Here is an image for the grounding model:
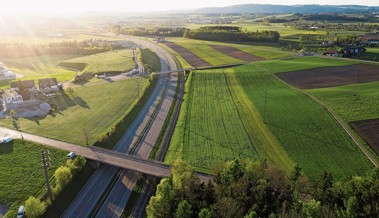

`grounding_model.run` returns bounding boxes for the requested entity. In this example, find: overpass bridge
[0,127,211,182]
